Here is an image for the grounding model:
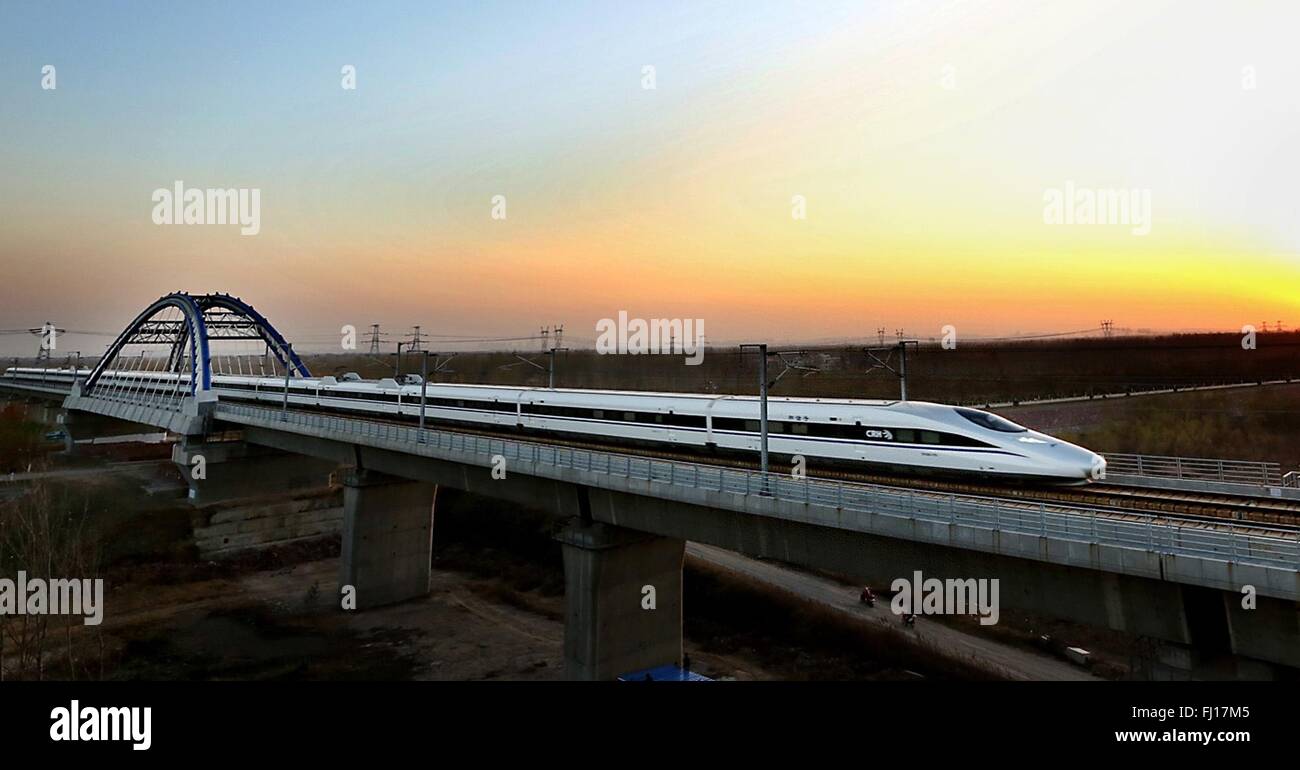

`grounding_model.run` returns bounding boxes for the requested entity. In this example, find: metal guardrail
[1103,453,1284,487]
[216,404,1300,570]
